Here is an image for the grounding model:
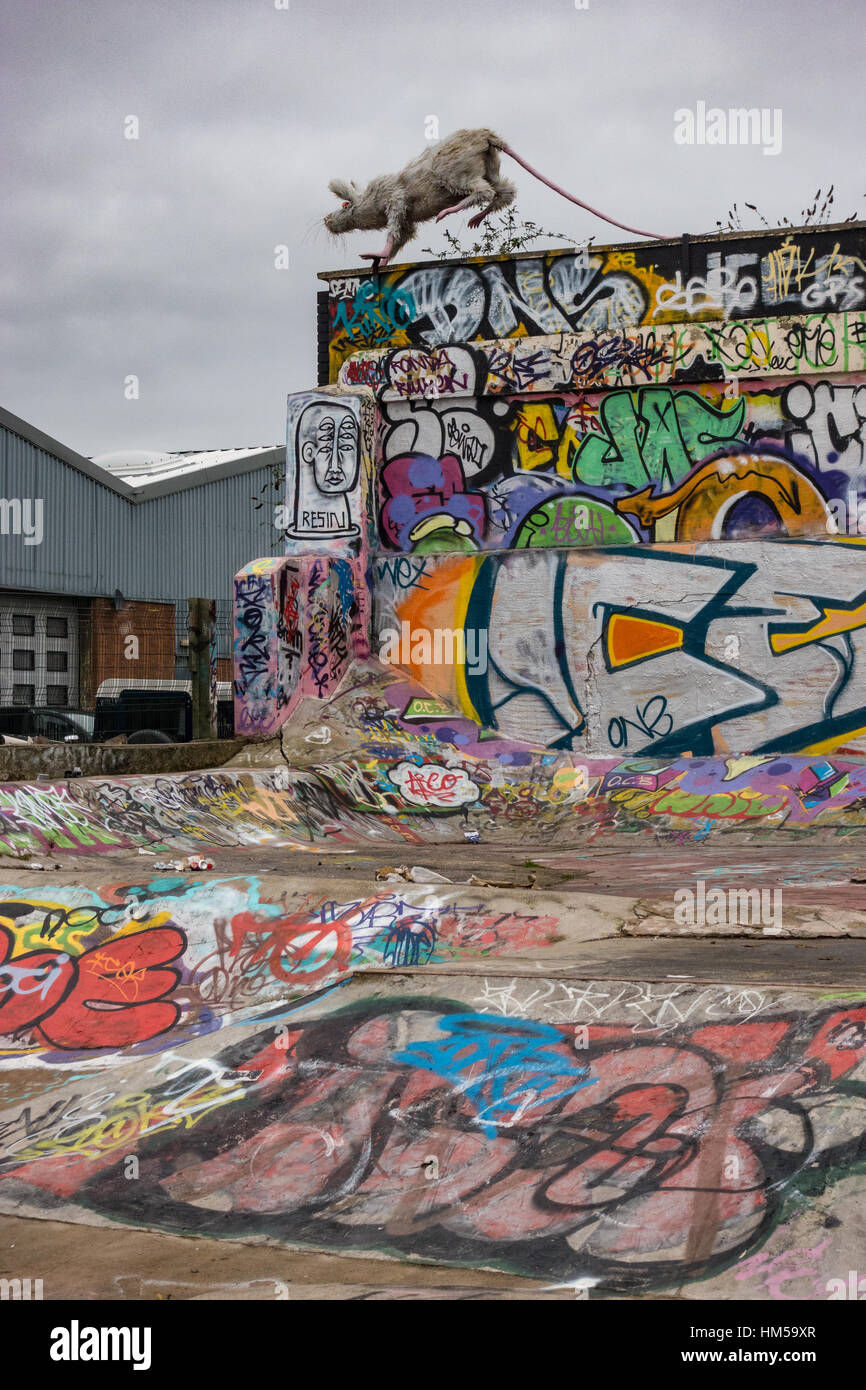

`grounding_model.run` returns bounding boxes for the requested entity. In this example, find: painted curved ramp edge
[0,875,627,1058]
[2,969,865,1298]
[3,749,866,863]
[2,663,866,1295]
[4,659,866,861]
